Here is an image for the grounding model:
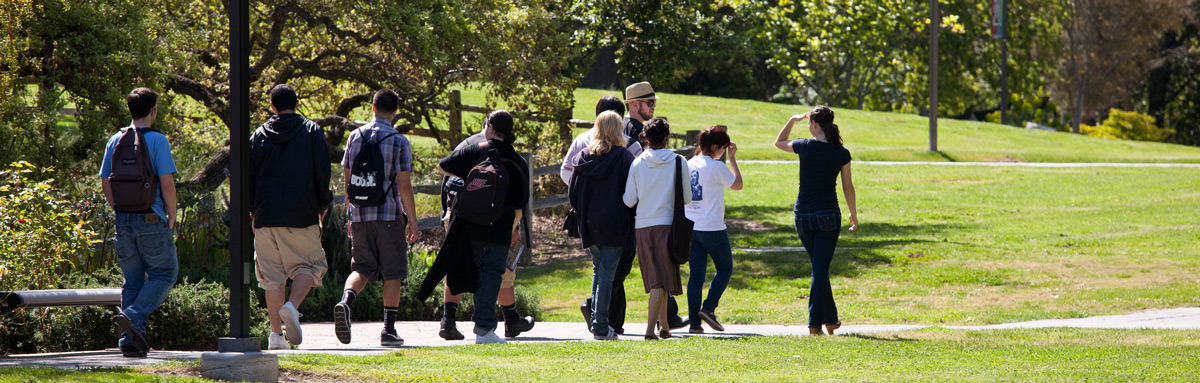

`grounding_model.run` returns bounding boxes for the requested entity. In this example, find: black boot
[439,317,465,341]
[439,302,464,341]
[503,304,535,338]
